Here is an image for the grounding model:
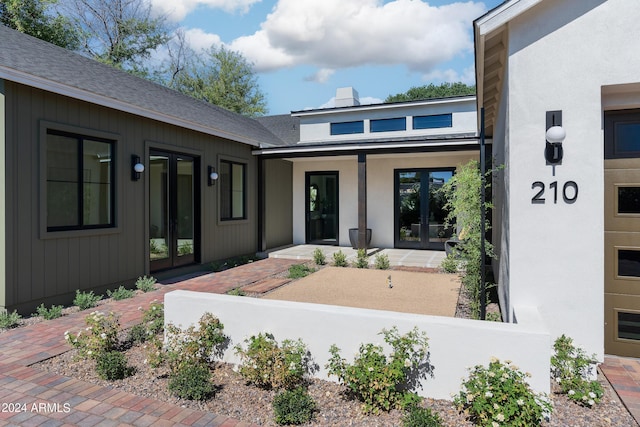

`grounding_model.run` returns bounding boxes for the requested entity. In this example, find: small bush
[440,254,459,273]
[0,310,21,329]
[227,287,246,296]
[168,361,215,400]
[454,357,551,427]
[127,323,148,345]
[73,290,102,310]
[96,350,134,380]
[551,334,603,407]
[33,303,63,320]
[332,250,348,267]
[312,248,326,266]
[326,326,430,414]
[106,285,135,301]
[374,253,390,270]
[288,264,315,279]
[235,332,314,390]
[65,311,120,359]
[273,387,317,425]
[353,249,369,269]
[135,275,157,292]
[402,405,443,427]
